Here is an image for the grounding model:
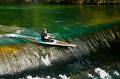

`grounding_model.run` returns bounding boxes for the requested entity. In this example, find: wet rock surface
[0,27,120,75]
[0,26,119,76]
